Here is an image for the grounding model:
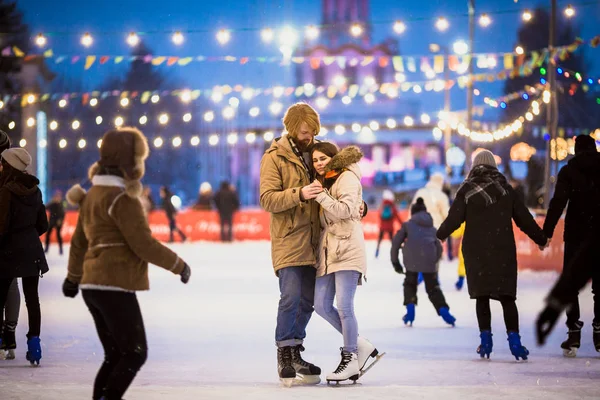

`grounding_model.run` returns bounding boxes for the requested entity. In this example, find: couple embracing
[259,103,379,386]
